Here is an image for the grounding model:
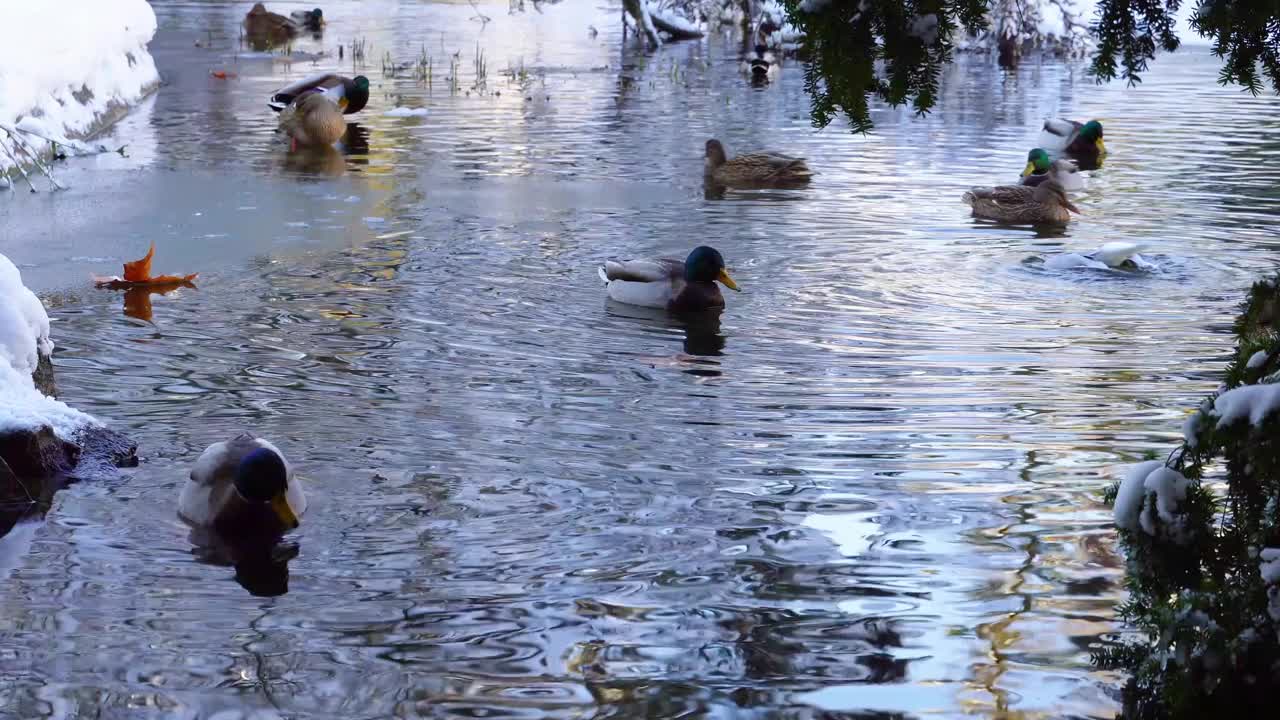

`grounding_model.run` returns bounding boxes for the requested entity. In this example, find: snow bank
[0,0,159,168]
[0,254,96,439]
[1113,461,1193,543]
